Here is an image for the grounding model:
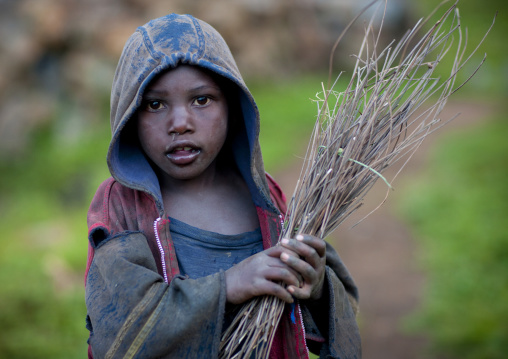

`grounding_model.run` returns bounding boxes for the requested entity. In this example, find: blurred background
[0,0,506,358]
